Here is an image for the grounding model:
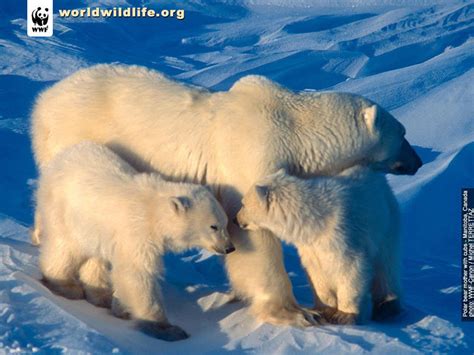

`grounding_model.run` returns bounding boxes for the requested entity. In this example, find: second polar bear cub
[236,168,401,325]
[37,141,233,341]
